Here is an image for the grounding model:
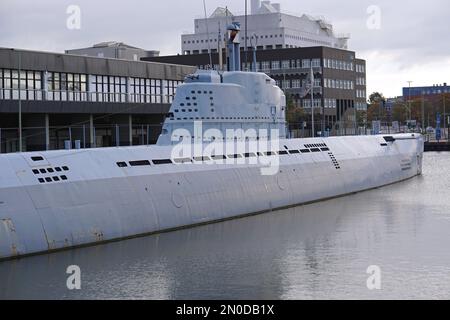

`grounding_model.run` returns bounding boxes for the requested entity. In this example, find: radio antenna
[202,0,213,69]
[244,0,248,71]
